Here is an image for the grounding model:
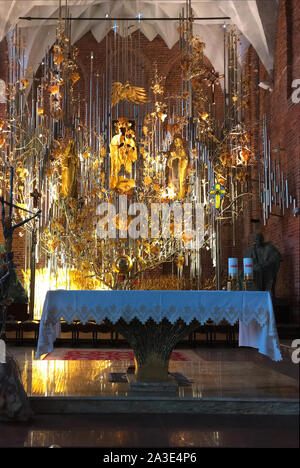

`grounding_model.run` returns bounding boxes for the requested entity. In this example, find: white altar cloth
[36,290,282,361]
